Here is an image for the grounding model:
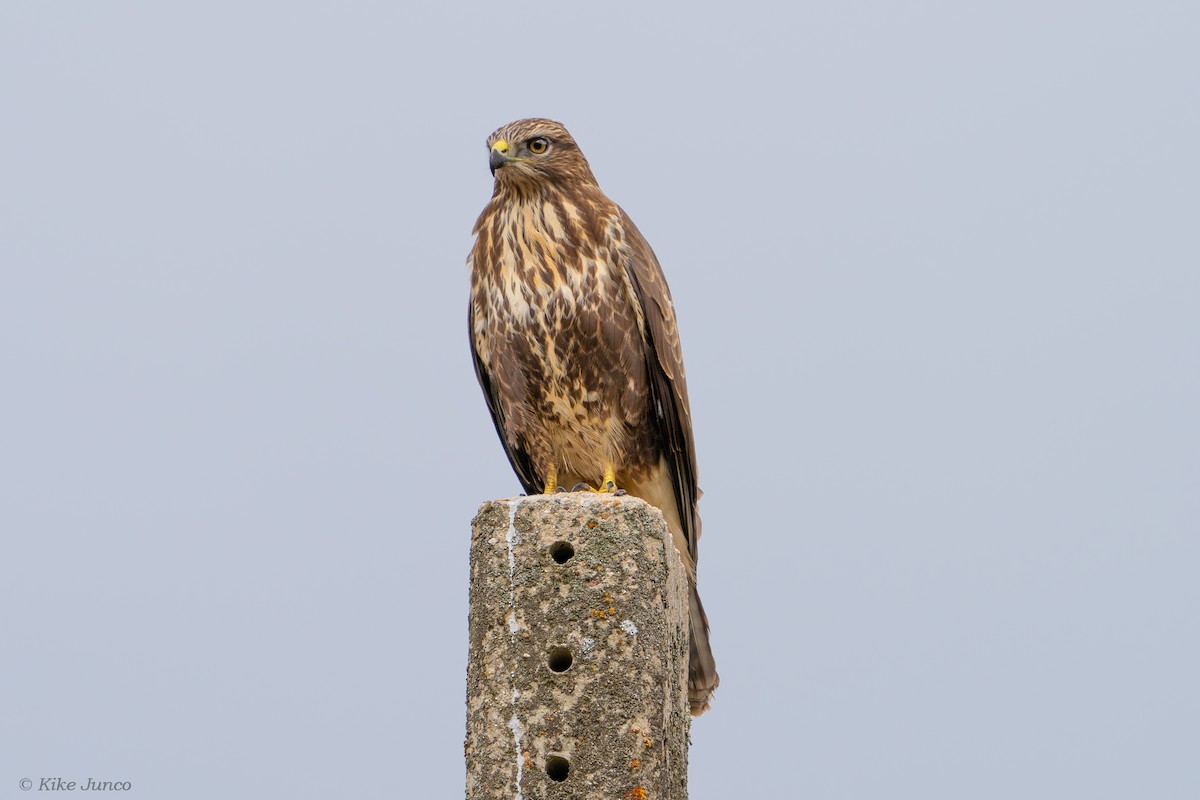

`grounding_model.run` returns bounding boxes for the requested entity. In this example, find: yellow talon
[543,464,558,495]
